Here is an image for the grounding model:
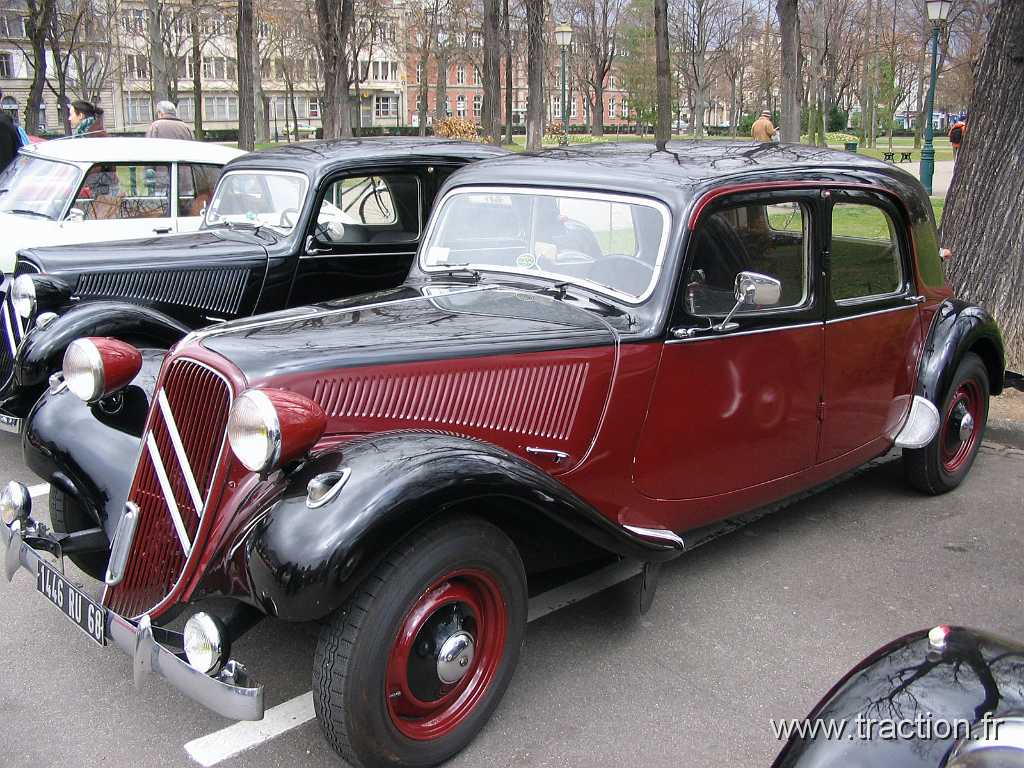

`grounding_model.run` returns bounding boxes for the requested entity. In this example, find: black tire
[313,516,527,768]
[49,490,108,580]
[904,352,989,495]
